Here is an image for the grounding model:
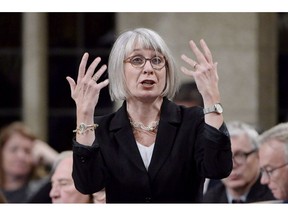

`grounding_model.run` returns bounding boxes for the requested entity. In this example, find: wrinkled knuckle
[206,65,213,71]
